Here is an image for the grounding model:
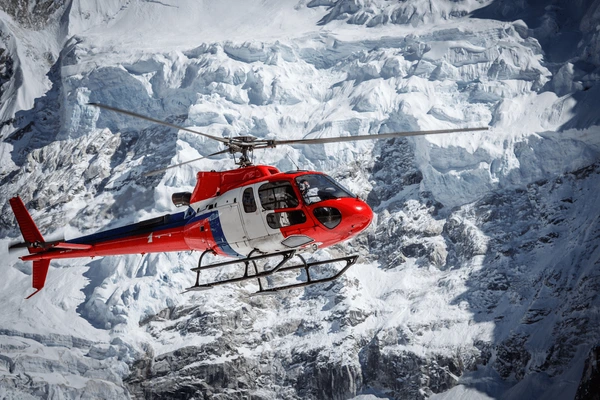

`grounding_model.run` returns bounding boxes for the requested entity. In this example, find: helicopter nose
[342,199,373,236]
[355,201,374,231]
[311,198,373,239]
